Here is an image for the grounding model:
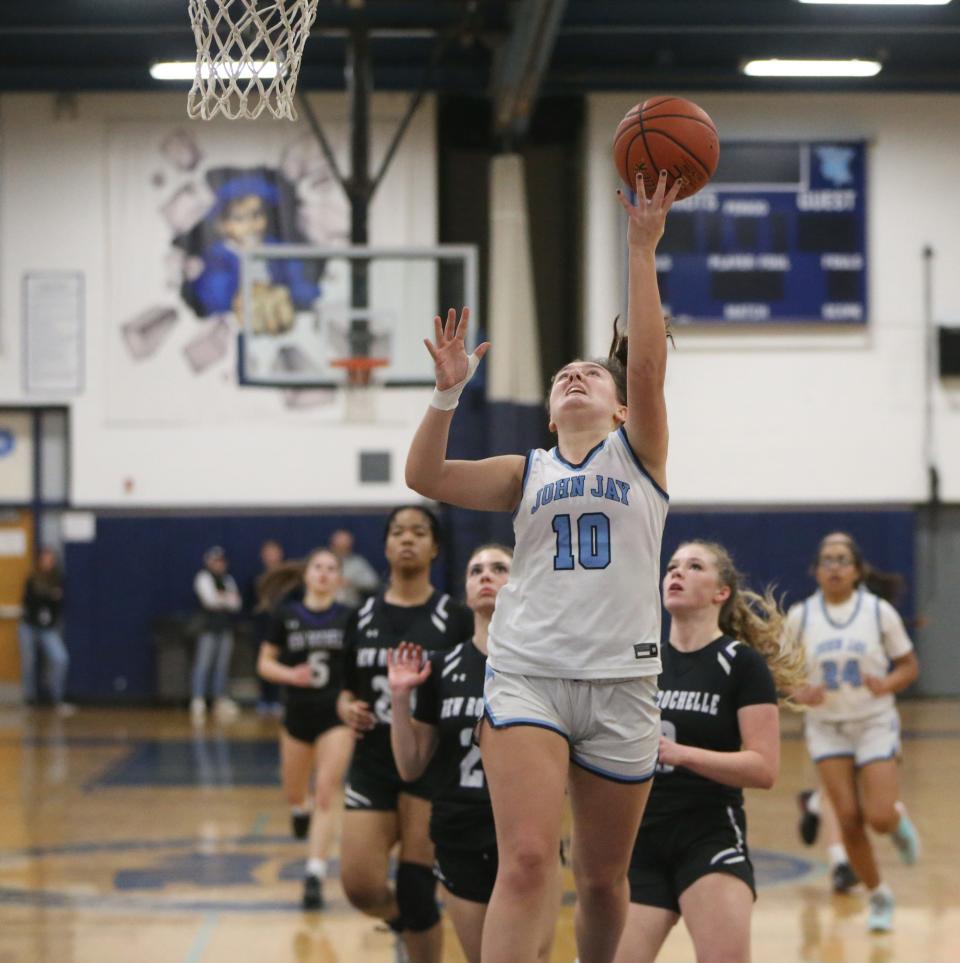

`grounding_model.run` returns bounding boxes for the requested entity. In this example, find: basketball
[613,96,720,200]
